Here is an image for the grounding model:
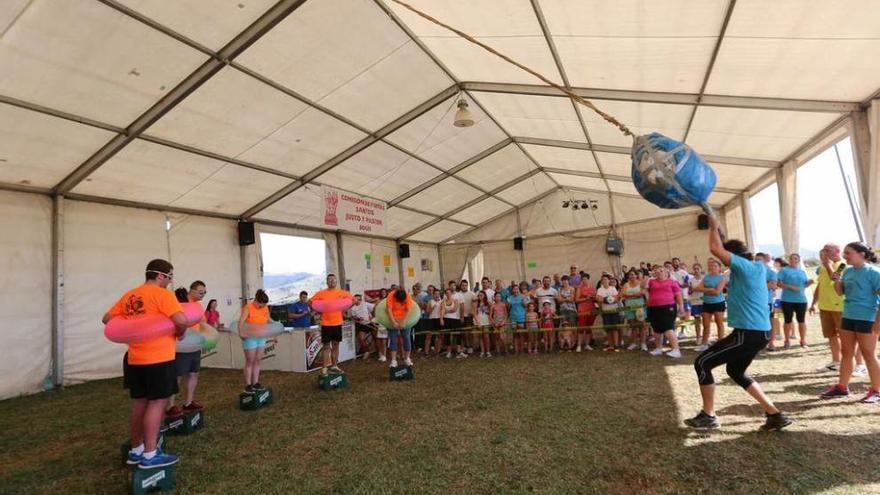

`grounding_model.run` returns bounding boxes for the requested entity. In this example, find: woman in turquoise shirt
[776,253,813,349]
[820,242,880,402]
